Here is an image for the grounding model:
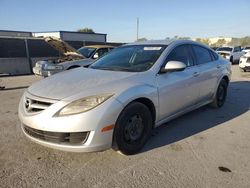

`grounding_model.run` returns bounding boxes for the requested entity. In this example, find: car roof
[125,39,175,46]
[84,45,114,49]
[124,39,209,48]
